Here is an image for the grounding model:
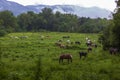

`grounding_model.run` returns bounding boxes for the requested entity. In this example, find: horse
[79,52,87,59]
[86,42,92,46]
[55,42,61,46]
[62,36,70,39]
[66,40,71,44]
[59,54,72,63]
[88,47,92,52]
[86,39,92,46]
[92,44,97,48]
[59,44,66,49]
[58,39,63,42]
[75,41,81,45]
[20,36,28,39]
[109,47,118,55]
